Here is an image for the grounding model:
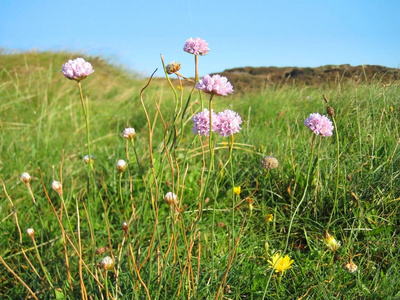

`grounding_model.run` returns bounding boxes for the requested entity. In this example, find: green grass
[1,51,400,299]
